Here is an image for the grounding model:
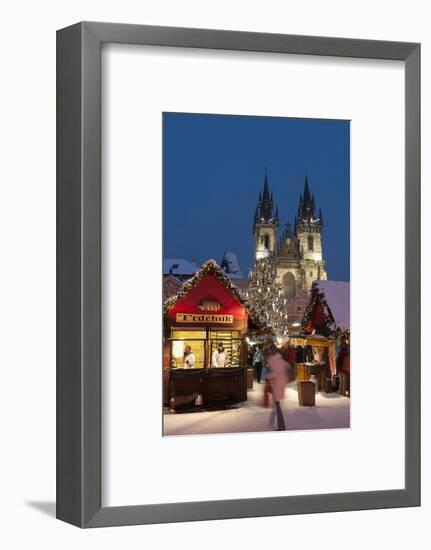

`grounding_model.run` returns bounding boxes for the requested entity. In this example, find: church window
[308,235,314,250]
[282,272,296,299]
[310,271,313,277]
[264,235,270,249]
